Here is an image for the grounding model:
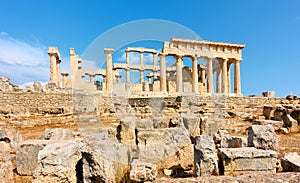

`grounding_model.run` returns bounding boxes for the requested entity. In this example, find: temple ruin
[48,38,245,95]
